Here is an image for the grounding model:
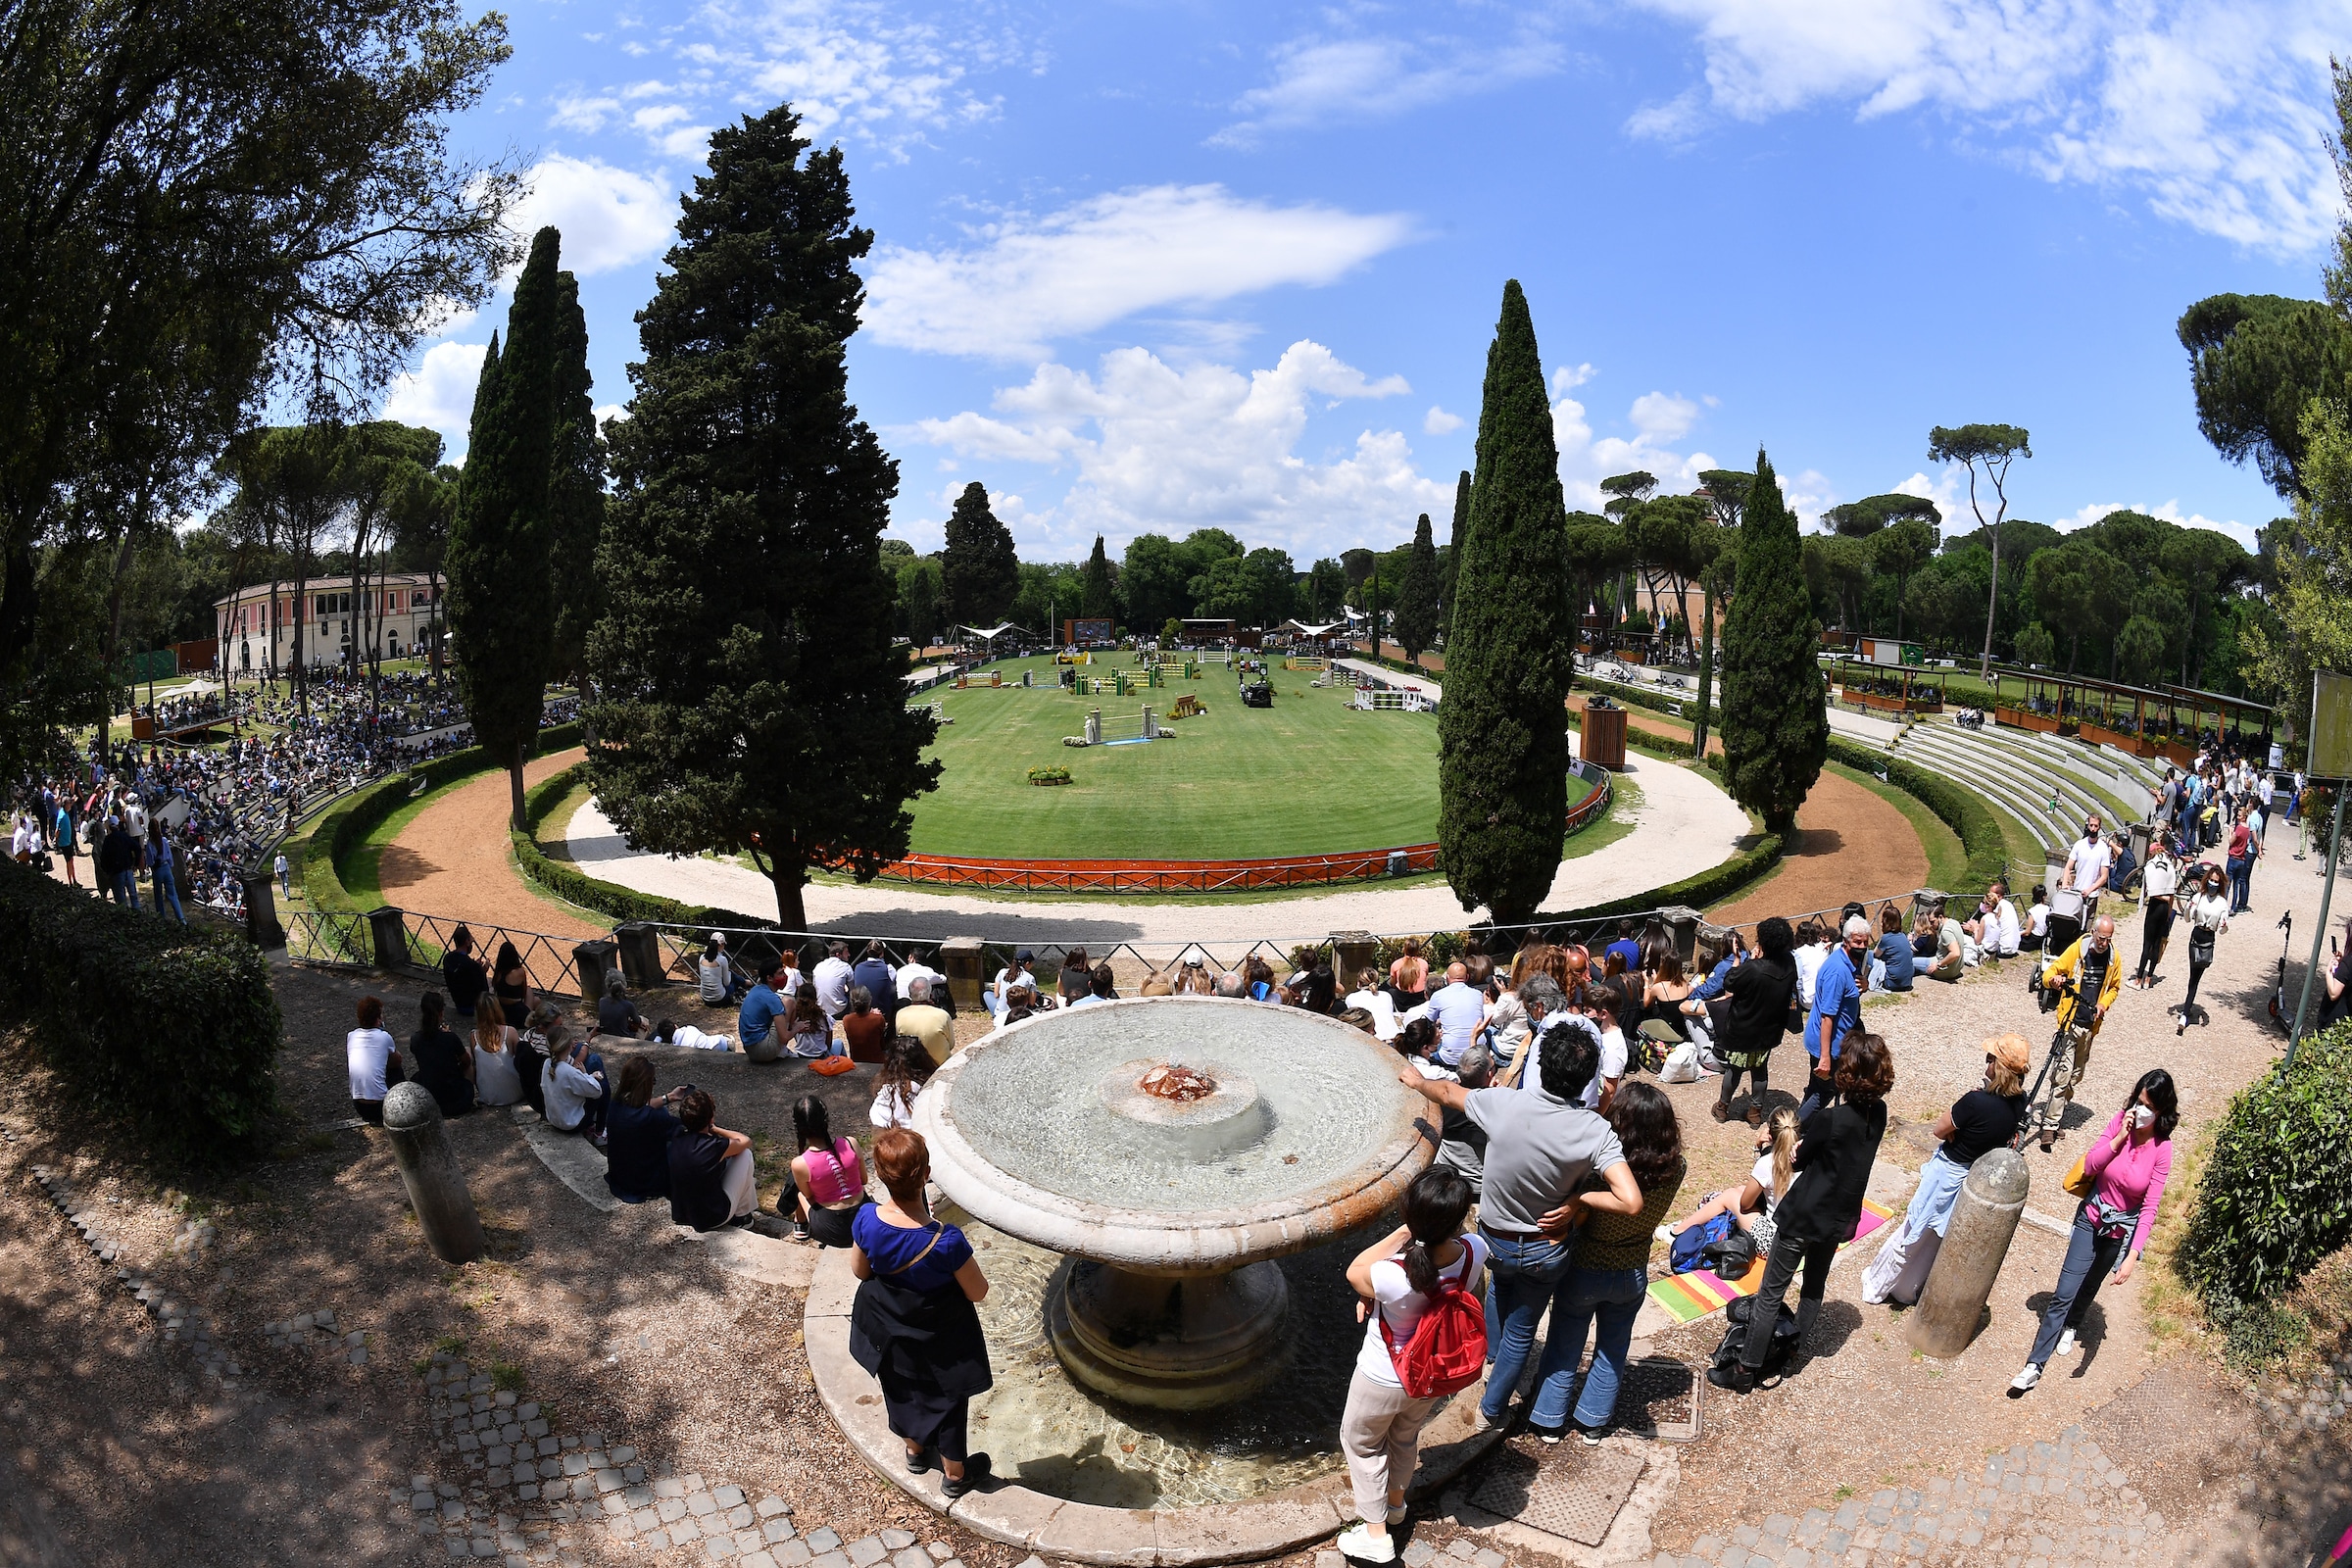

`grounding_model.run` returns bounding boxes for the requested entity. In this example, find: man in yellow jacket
[2034,915,2124,1152]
